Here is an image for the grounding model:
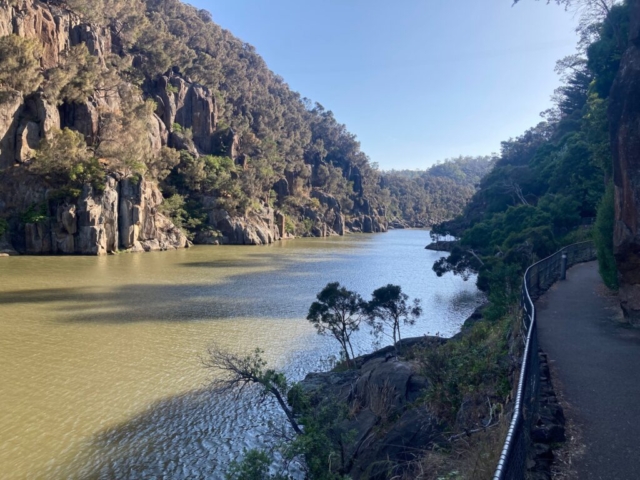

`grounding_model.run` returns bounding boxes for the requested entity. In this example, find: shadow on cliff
[52,385,280,479]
